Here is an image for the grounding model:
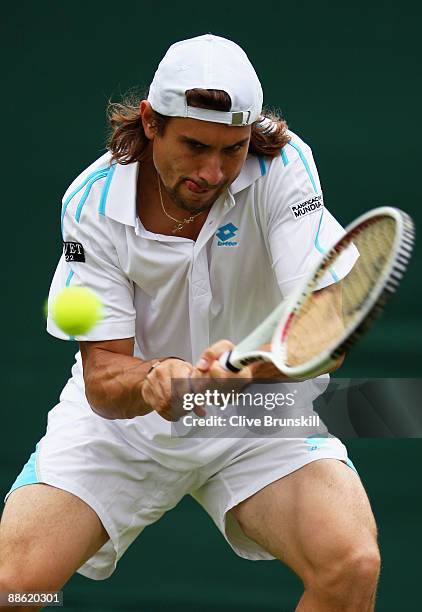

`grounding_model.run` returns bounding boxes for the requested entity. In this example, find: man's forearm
[82,347,158,420]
